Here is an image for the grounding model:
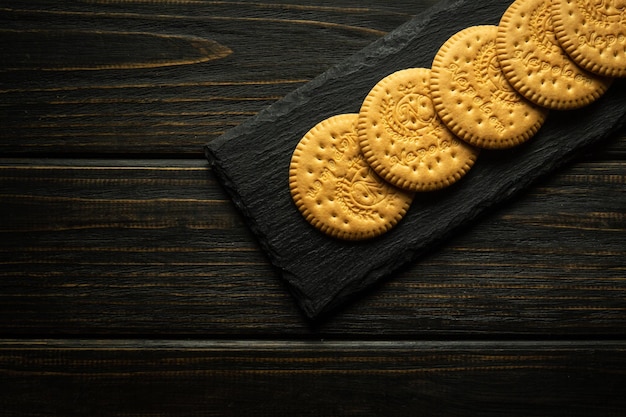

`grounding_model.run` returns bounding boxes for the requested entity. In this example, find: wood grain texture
[1,0,625,414]
[1,157,625,336]
[0,0,431,156]
[1,339,625,417]
[0,29,233,71]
